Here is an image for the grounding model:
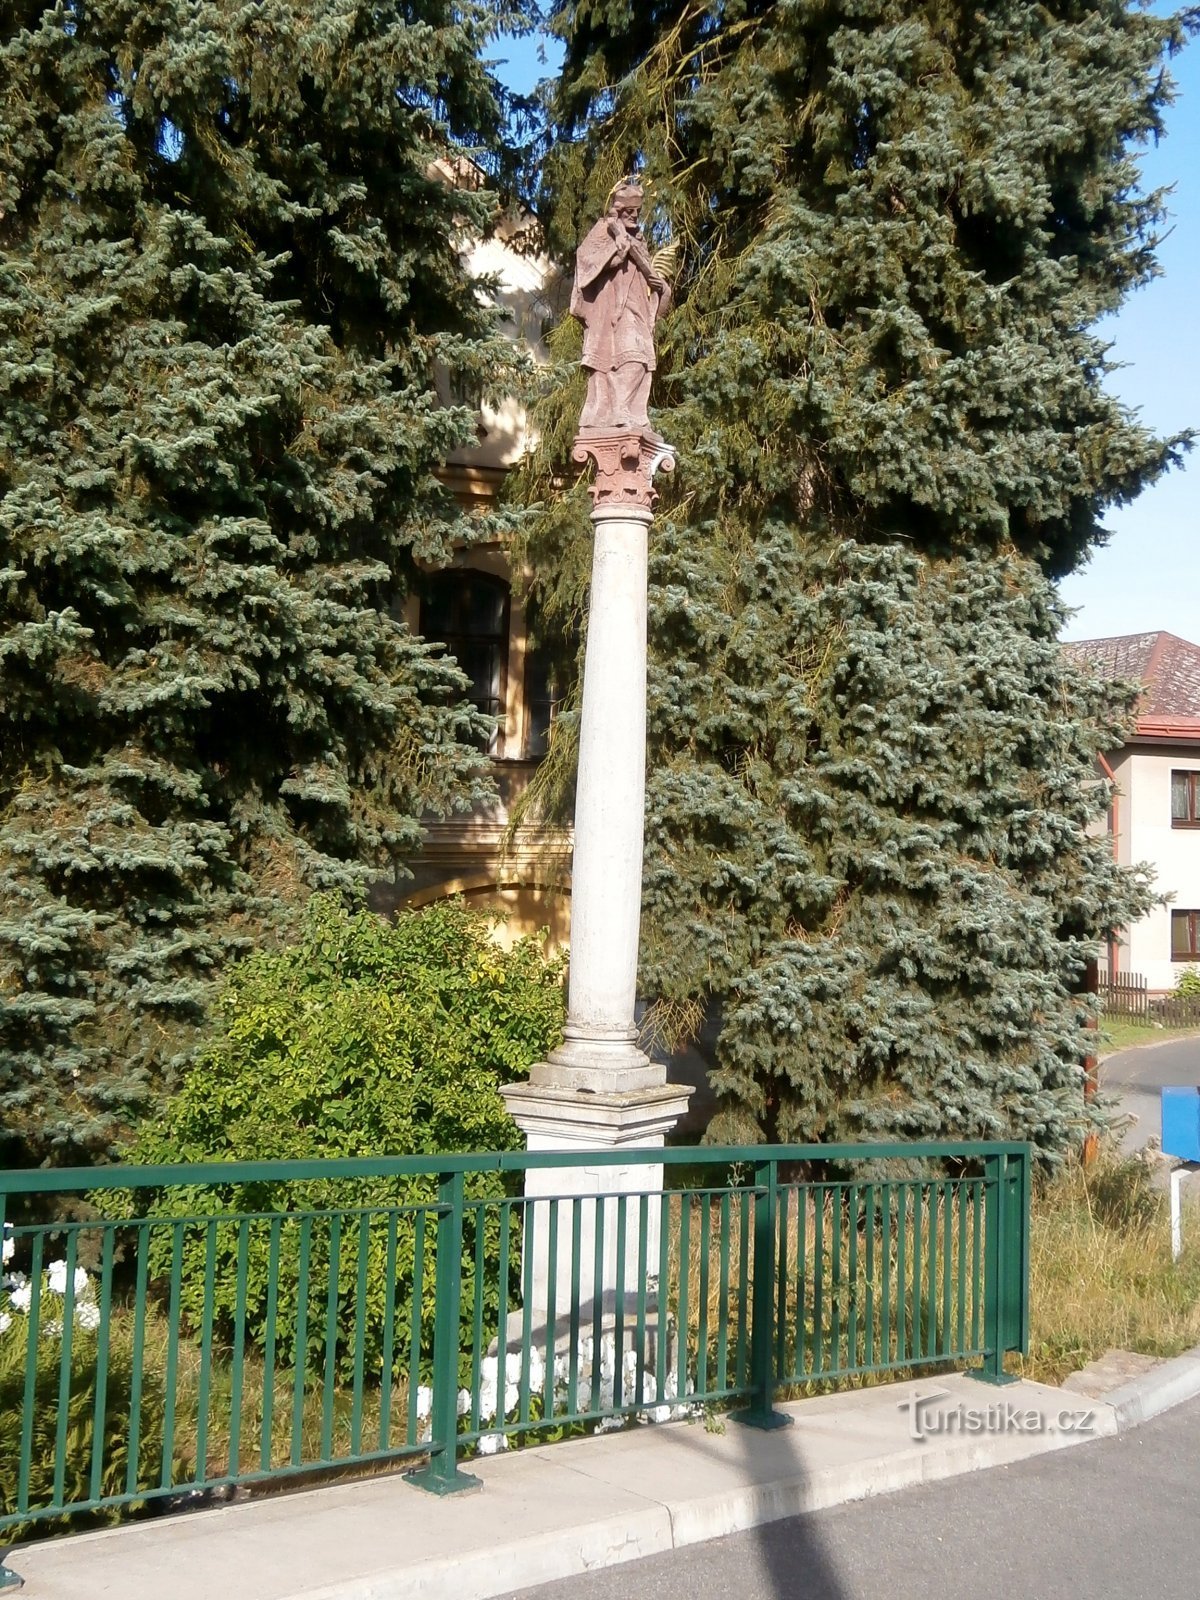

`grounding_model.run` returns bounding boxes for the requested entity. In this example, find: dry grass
[1017,1148,1200,1386]
[1100,1017,1200,1055]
